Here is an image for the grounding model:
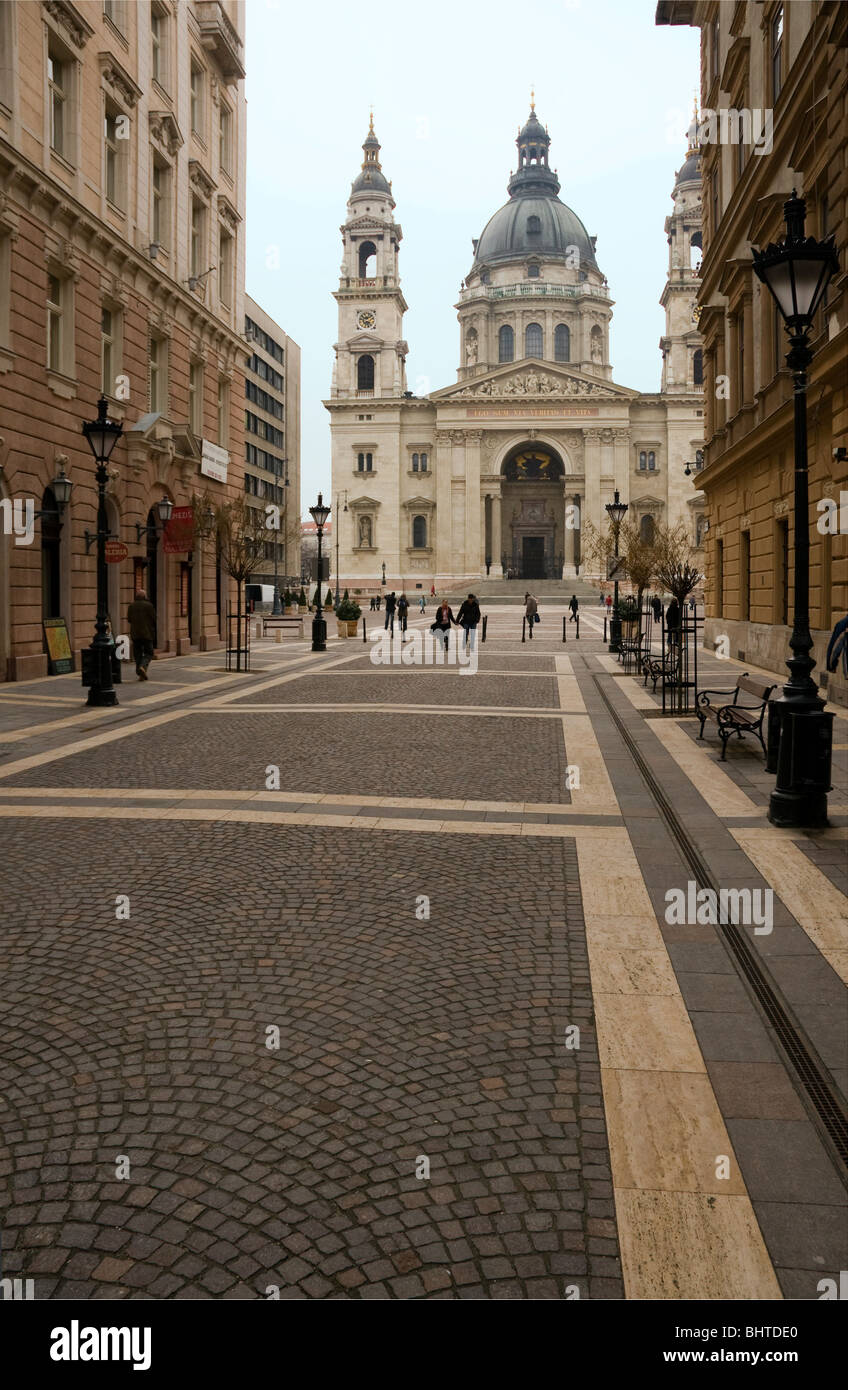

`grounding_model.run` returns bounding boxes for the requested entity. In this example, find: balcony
[195,1,246,80]
[459,281,611,304]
